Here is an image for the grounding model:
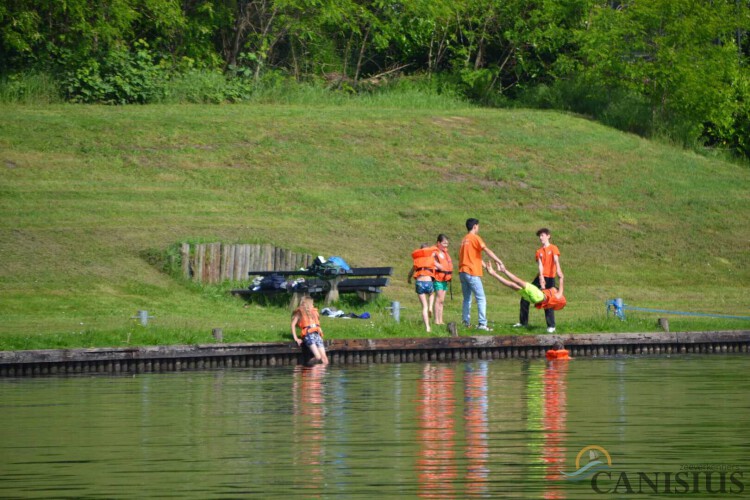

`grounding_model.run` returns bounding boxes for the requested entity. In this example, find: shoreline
[1,330,749,377]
